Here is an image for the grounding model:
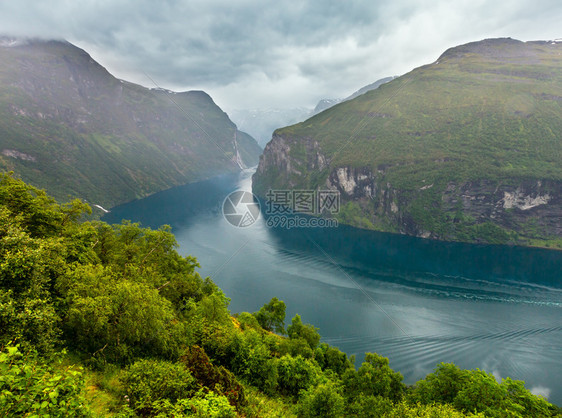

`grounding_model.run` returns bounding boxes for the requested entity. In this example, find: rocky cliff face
[253,39,562,248]
[253,133,562,247]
